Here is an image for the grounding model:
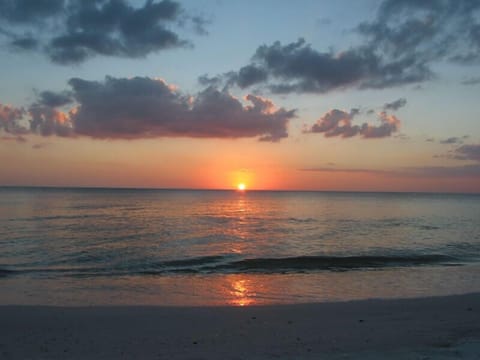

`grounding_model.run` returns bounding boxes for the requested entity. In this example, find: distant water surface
[1,187,479,306]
